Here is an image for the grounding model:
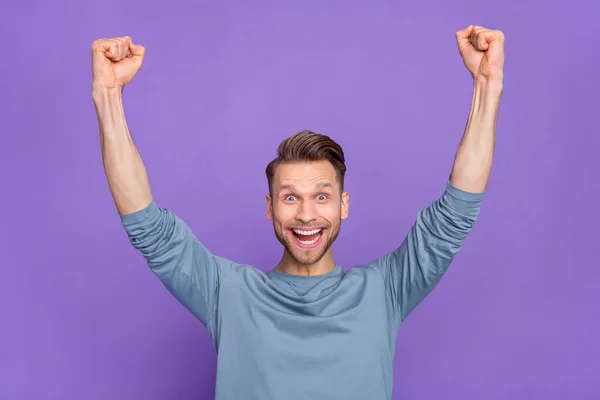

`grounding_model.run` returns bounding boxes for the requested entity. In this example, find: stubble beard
[274,221,341,266]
